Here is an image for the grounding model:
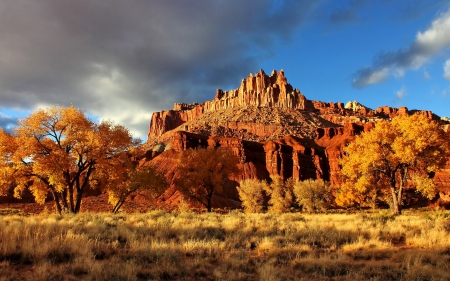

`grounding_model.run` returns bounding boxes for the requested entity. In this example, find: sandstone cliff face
[141,69,450,209]
[147,69,314,140]
[204,70,312,111]
[143,126,360,209]
[148,70,438,144]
